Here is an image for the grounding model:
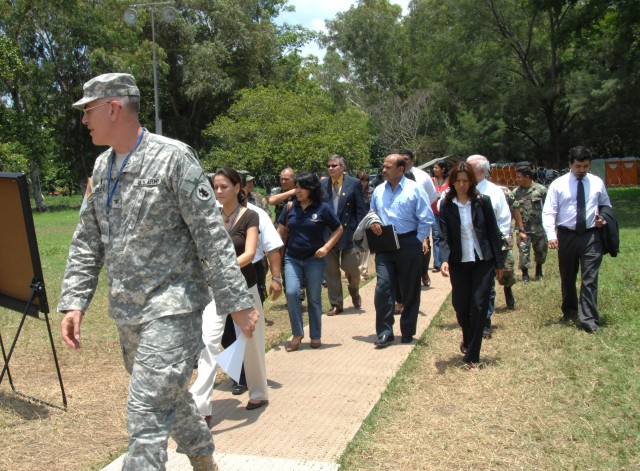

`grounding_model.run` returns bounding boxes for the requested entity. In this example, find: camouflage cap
[72,73,140,110]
